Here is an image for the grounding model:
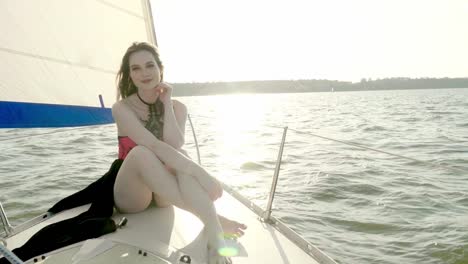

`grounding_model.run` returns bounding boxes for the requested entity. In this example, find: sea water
[1,88,467,264]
